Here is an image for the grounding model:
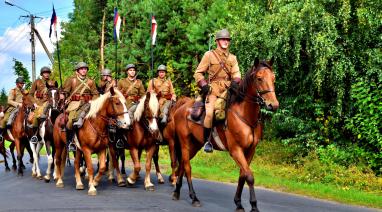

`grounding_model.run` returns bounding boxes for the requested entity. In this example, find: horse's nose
[268,102,279,111]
